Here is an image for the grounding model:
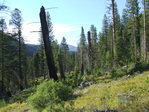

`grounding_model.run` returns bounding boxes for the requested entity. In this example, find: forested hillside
[0,0,149,112]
